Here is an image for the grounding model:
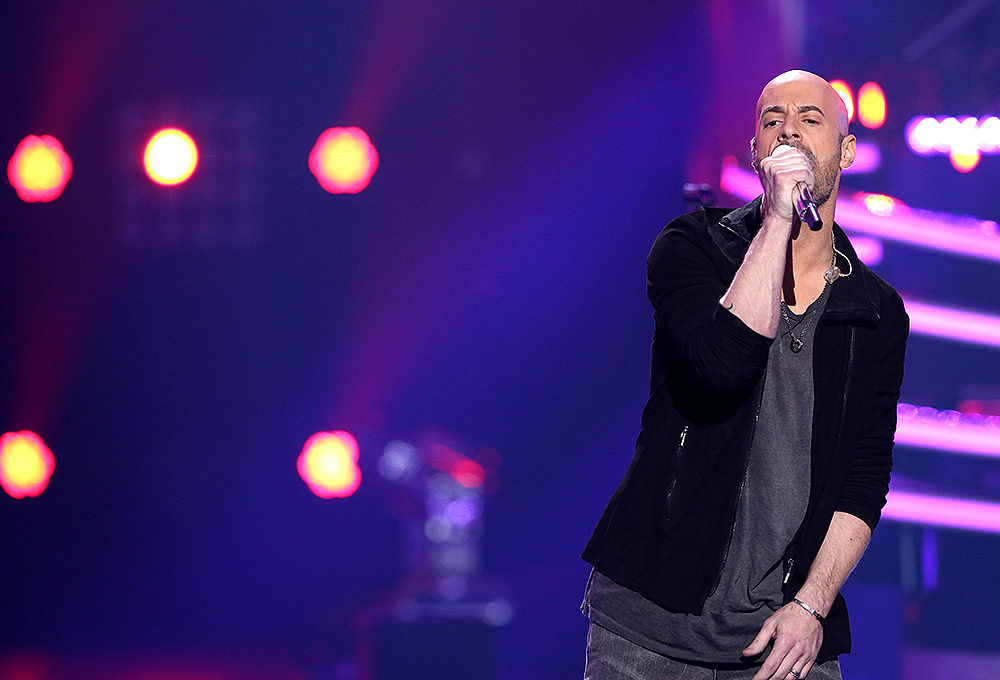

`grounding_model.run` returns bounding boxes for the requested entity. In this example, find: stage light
[903,298,1000,349]
[896,403,1000,458]
[143,128,198,186]
[950,146,981,172]
[297,431,361,498]
[883,487,1000,534]
[451,459,485,489]
[861,192,898,217]
[906,116,938,155]
[857,82,886,129]
[850,236,883,266]
[308,127,378,194]
[934,117,959,152]
[842,141,881,174]
[829,80,854,122]
[7,135,72,202]
[0,431,55,499]
[977,116,1000,152]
